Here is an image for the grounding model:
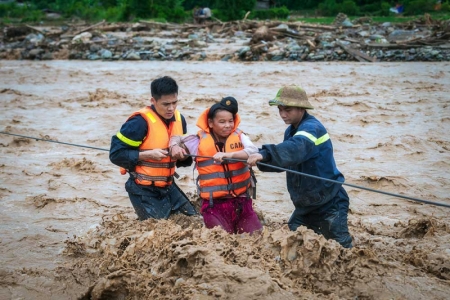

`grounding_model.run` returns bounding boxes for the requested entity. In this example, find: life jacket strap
[198,178,251,194]
[197,166,249,180]
[131,172,174,184]
[209,192,213,208]
[196,159,241,168]
[137,161,176,168]
[250,167,257,199]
